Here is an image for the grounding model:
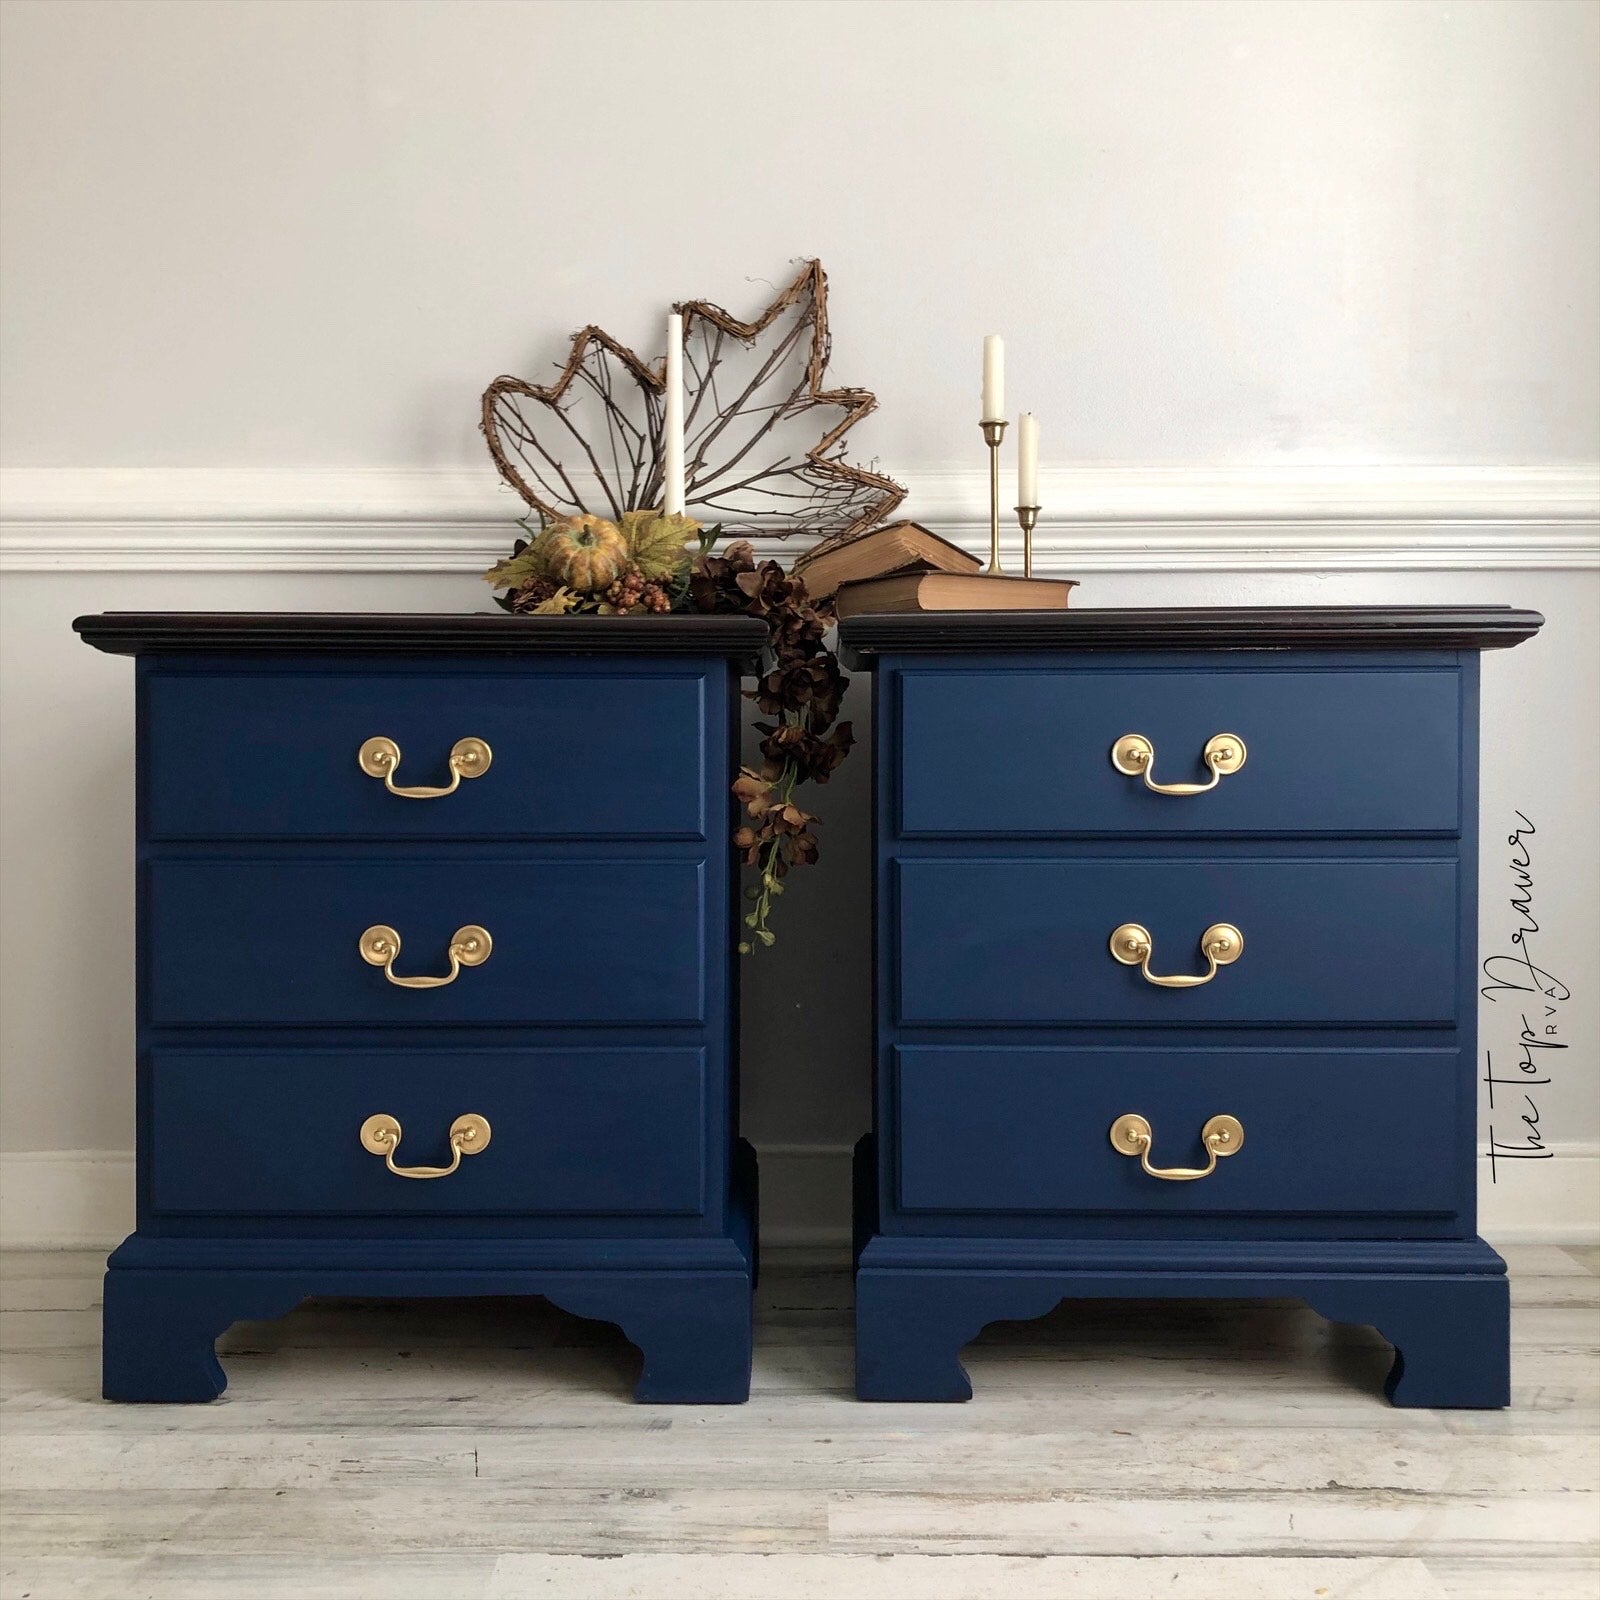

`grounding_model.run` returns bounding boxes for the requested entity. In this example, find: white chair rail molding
[1,460,1597,573]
